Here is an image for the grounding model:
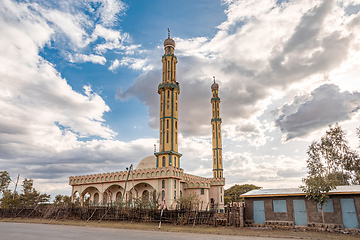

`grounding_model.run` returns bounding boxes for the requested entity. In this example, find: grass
[1,218,360,240]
